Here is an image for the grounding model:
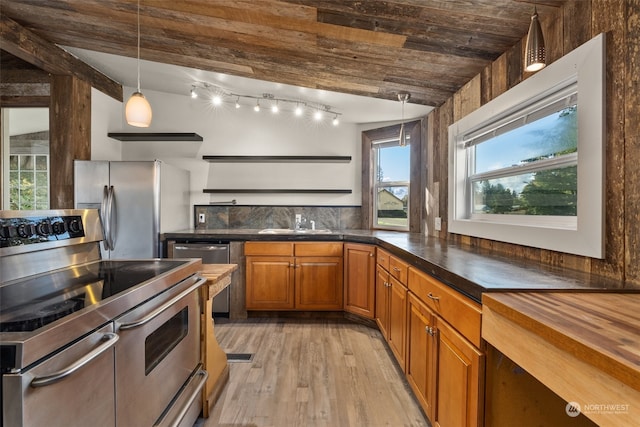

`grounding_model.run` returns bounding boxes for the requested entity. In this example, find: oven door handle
[154,367,209,427]
[30,332,119,388]
[118,277,206,331]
